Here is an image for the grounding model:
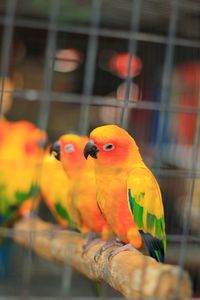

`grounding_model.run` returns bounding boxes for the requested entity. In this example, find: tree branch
[13,218,192,299]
